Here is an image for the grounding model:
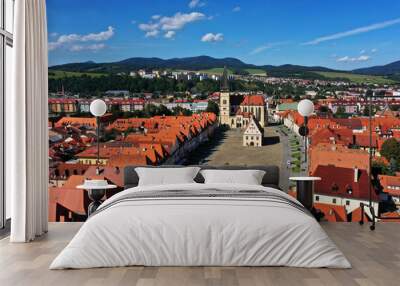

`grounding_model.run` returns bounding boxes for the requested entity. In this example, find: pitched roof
[312,165,380,201]
[277,102,298,111]
[84,166,125,187]
[240,95,265,106]
[350,207,370,222]
[244,116,263,134]
[314,203,347,222]
[379,174,400,196]
[309,143,370,174]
